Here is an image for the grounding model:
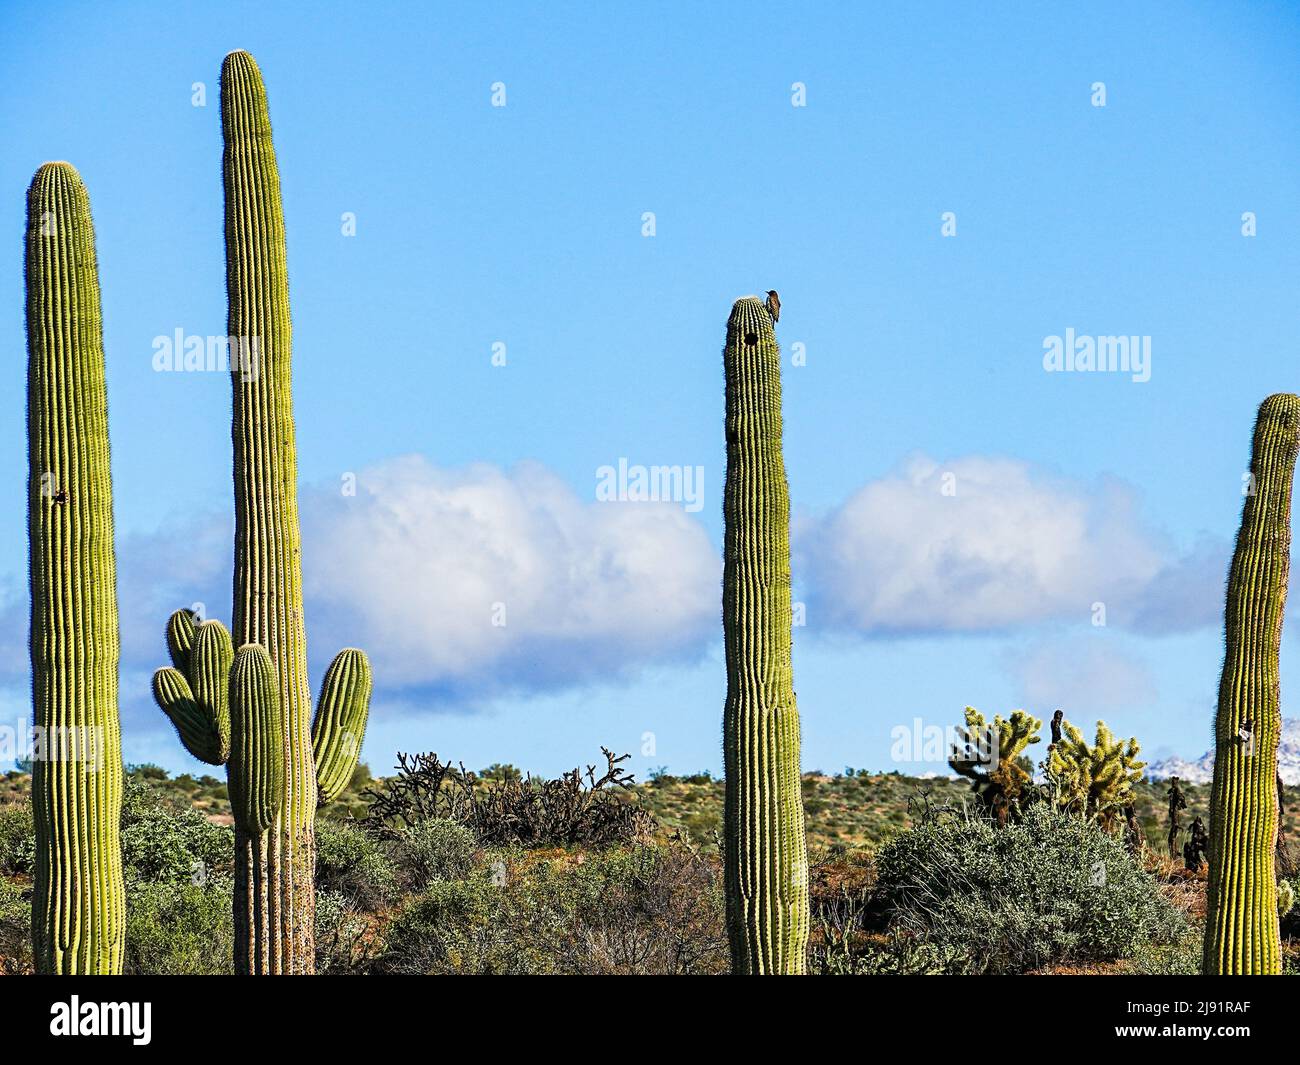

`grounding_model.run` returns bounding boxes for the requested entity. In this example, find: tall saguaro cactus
[721,295,810,974]
[222,45,320,977]
[1204,393,1300,975]
[152,51,371,974]
[25,162,126,974]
